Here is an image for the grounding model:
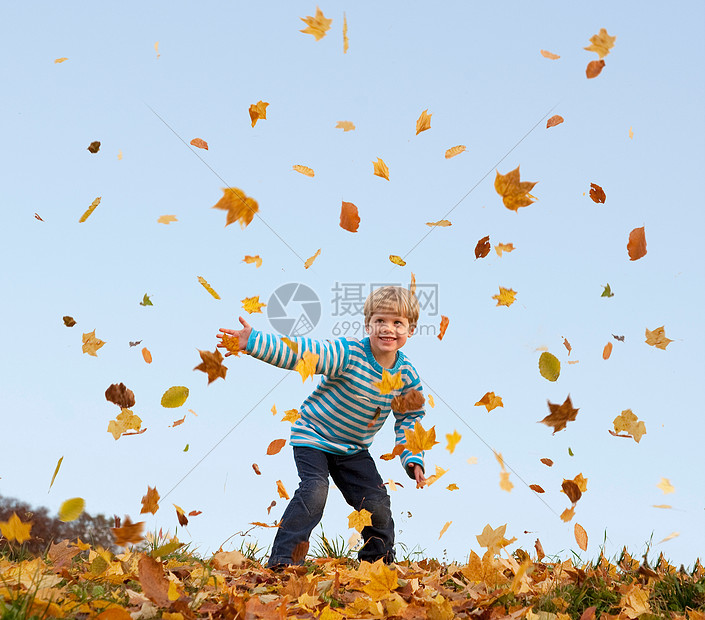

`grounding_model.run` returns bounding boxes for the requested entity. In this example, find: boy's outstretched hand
[217,316,252,357]
[409,463,426,489]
